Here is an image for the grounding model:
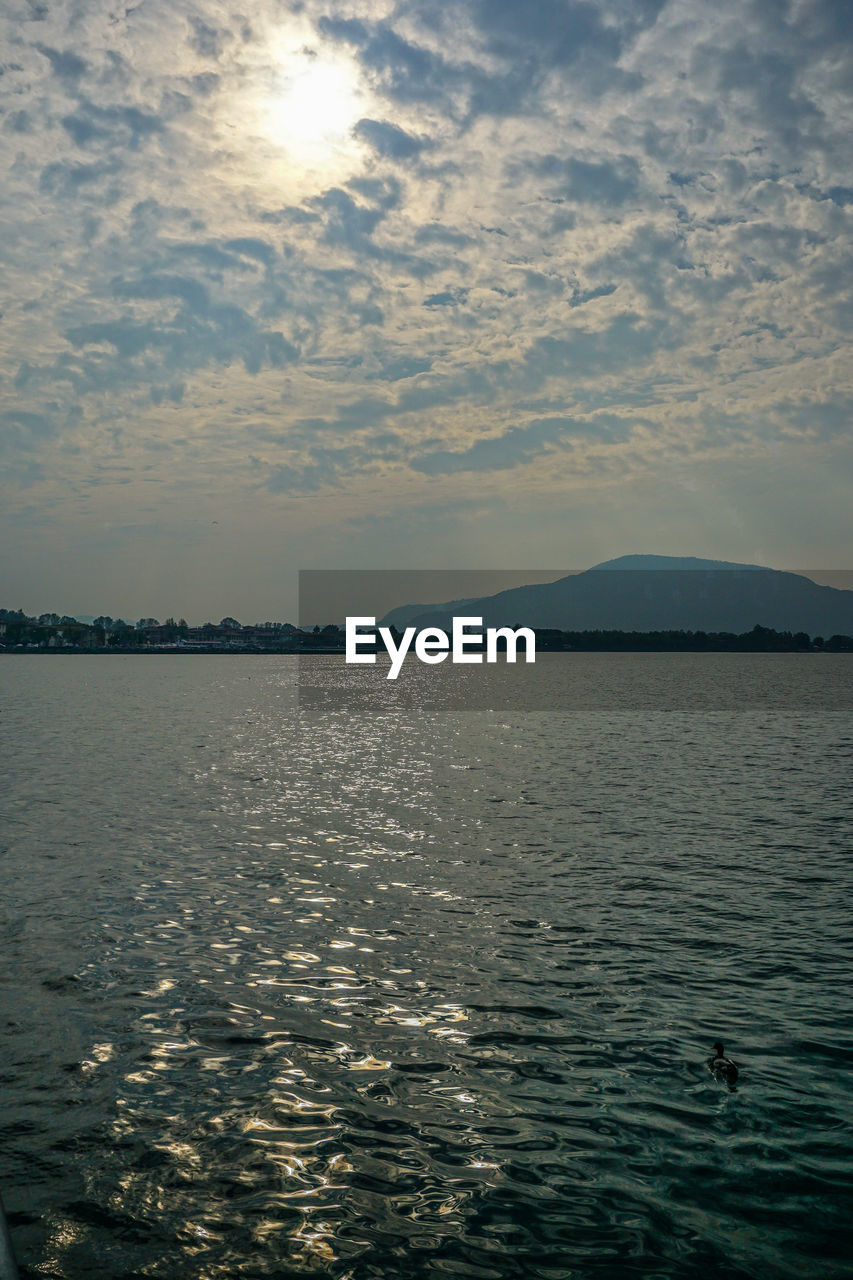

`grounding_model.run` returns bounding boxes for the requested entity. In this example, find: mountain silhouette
[380,556,853,636]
